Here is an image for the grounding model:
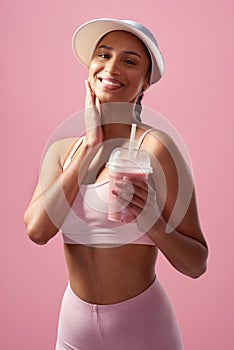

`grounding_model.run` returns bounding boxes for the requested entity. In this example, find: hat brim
[72,18,164,84]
